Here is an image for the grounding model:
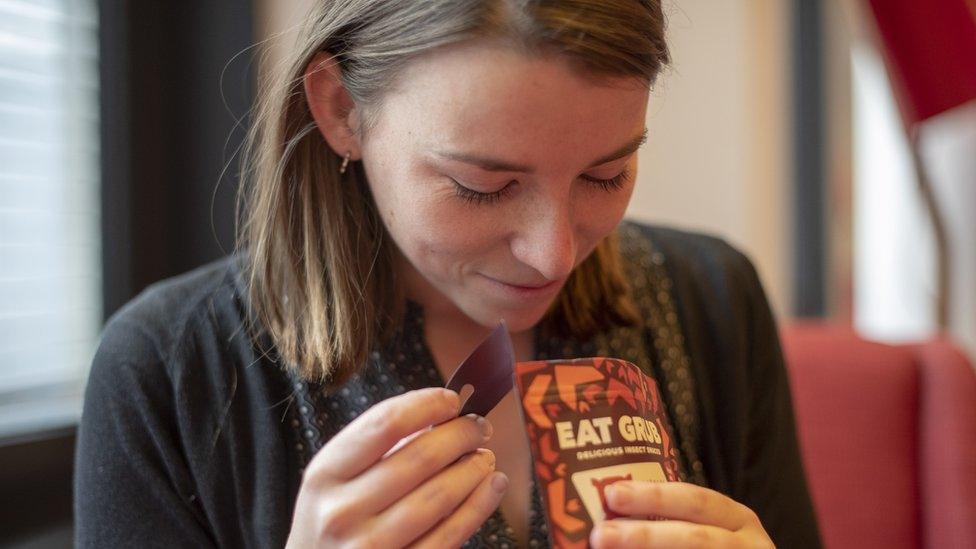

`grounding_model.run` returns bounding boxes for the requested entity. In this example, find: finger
[605,481,751,531]
[591,518,738,549]
[382,411,485,459]
[409,471,510,549]
[305,388,460,481]
[383,427,429,459]
[344,413,493,515]
[364,448,497,547]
